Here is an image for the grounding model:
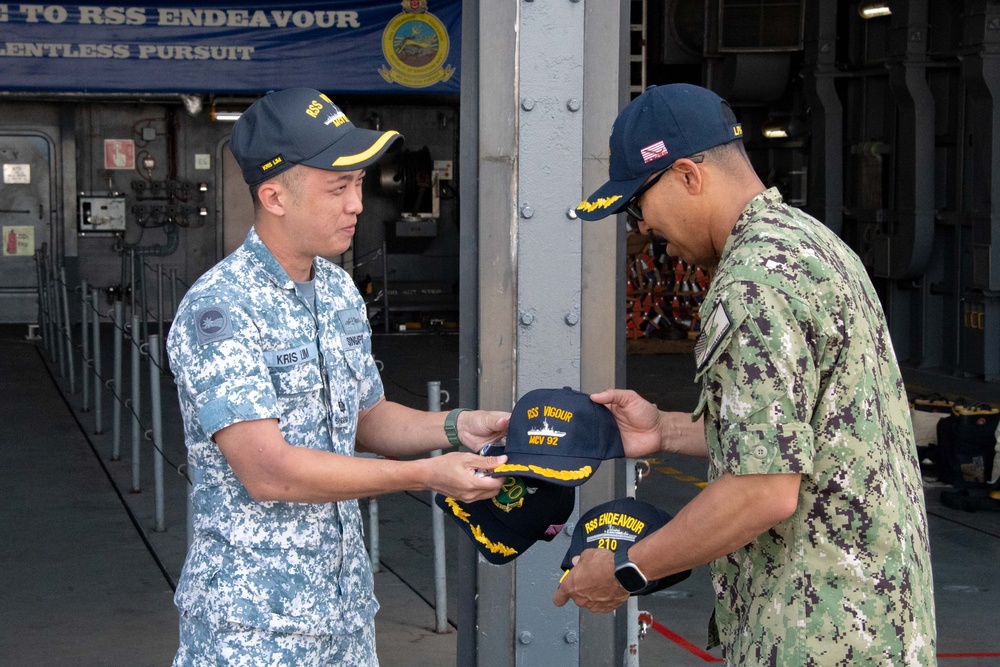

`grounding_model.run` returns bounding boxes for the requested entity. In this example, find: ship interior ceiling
[4,0,1000,663]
